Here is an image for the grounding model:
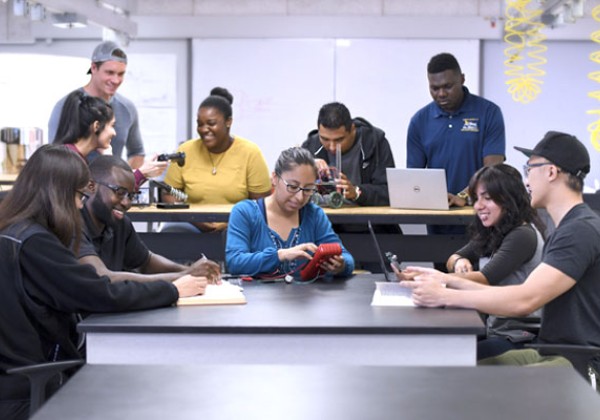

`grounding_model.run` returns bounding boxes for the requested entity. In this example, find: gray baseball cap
[87,41,127,74]
[91,41,127,64]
